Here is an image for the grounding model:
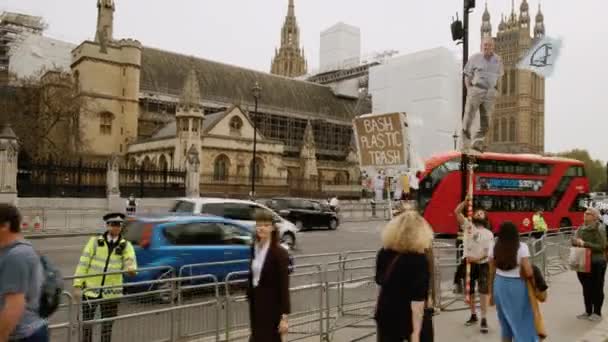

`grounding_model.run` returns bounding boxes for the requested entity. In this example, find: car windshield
[123,220,155,246]
[170,200,195,213]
